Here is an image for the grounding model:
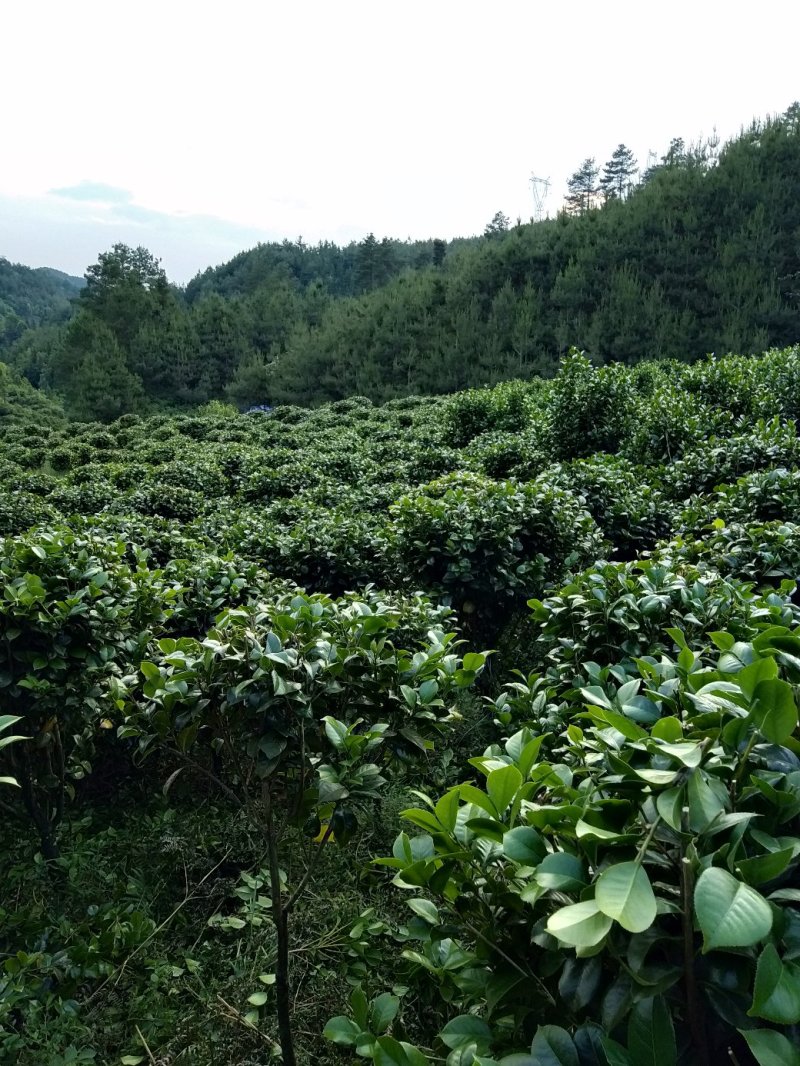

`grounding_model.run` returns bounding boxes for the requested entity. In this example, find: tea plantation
[1,349,800,1065]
